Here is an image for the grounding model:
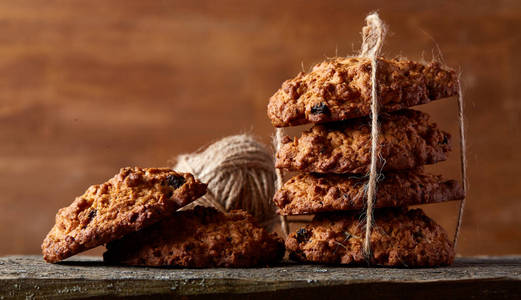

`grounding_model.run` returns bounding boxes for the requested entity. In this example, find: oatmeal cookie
[268,57,458,127]
[274,169,464,215]
[103,206,285,267]
[42,167,207,263]
[276,109,451,174]
[286,208,454,267]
